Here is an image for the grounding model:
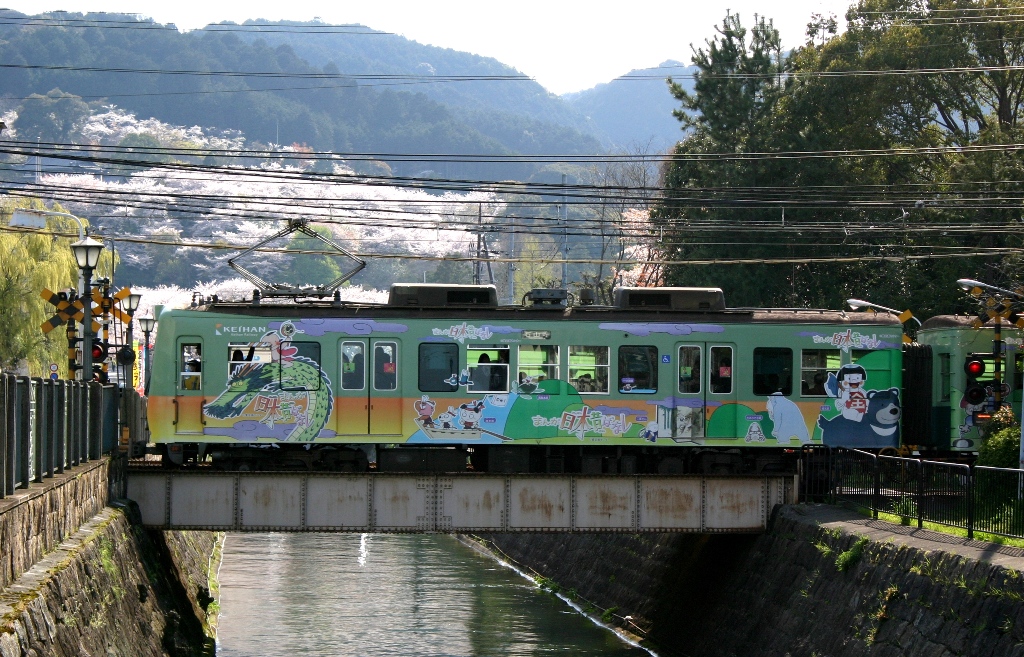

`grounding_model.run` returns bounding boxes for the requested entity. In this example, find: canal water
[216,533,651,657]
